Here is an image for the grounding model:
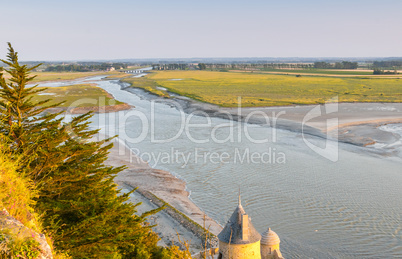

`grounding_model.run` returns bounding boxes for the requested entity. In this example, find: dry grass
[0,140,38,229]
